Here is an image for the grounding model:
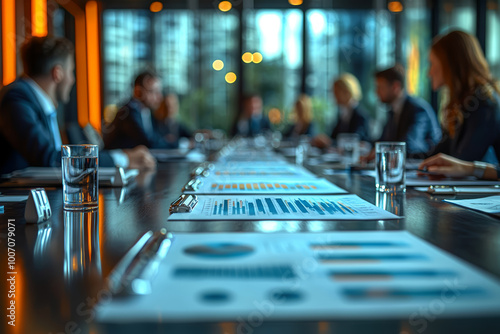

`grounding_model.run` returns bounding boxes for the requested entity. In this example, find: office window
[243,9,303,130]
[401,1,431,101]
[306,9,394,137]
[103,10,152,108]
[439,0,476,33]
[487,1,500,79]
